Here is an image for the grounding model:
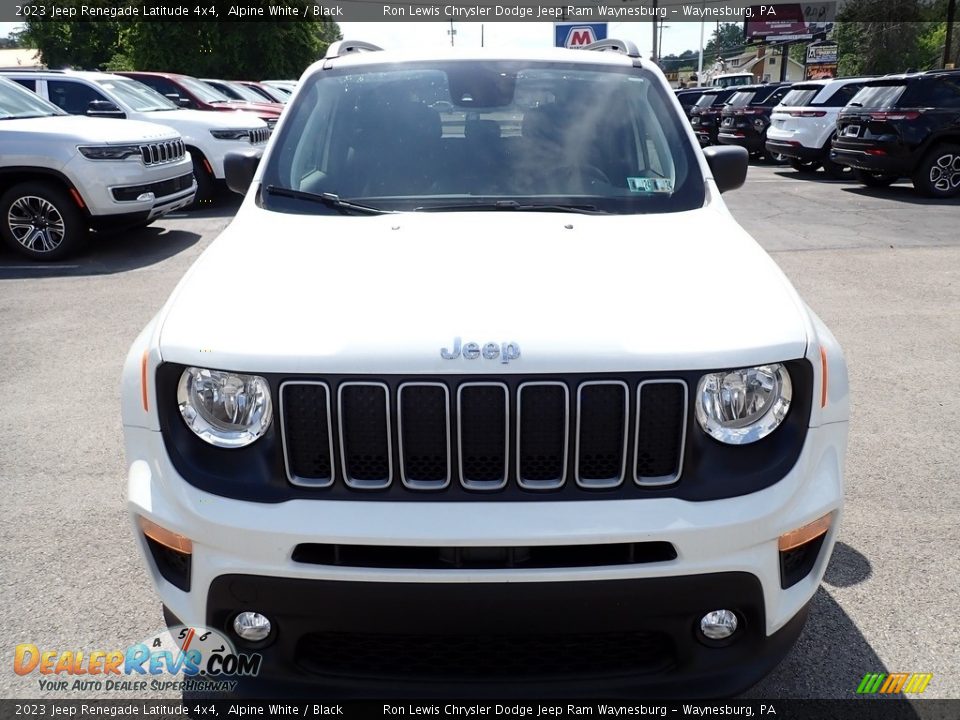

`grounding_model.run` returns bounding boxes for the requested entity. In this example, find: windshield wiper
[848,102,863,107]
[264,186,394,215]
[415,200,608,215]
